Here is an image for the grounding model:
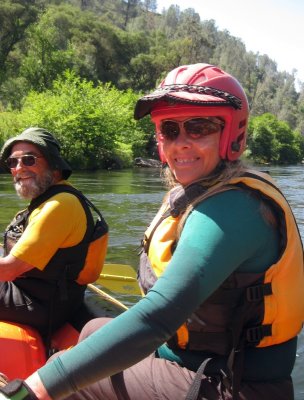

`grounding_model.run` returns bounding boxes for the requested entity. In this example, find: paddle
[87,283,128,311]
[87,263,142,313]
[96,263,142,296]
